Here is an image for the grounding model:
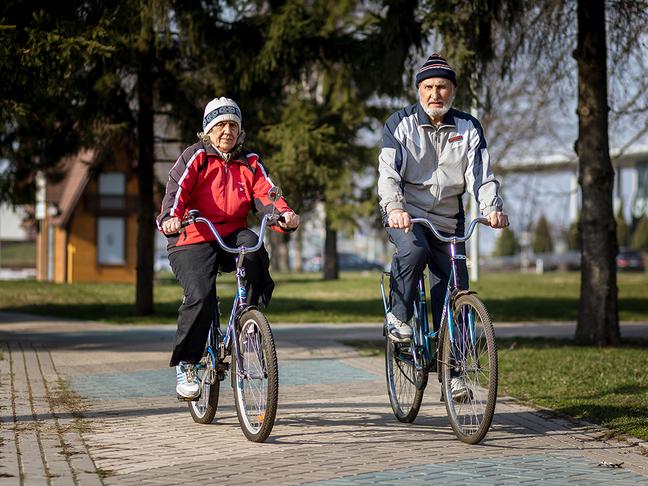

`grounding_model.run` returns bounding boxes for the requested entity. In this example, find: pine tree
[567,219,580,251]
[533,214,553,254]
[631,216,648,251]
[616,206,630,248]
[493,226,519,256]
